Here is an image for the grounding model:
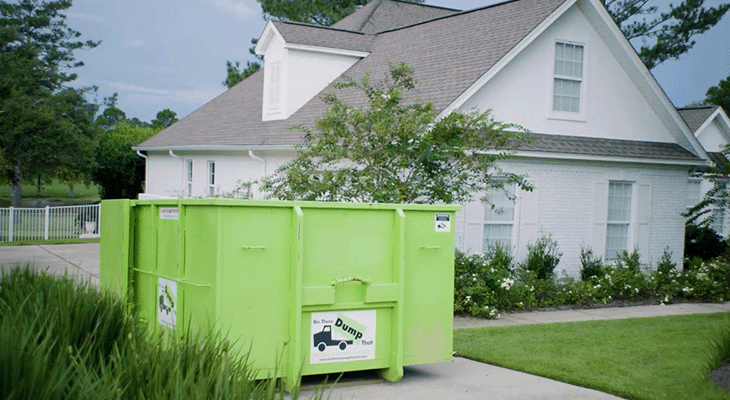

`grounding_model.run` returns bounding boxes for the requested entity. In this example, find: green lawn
[0,180,99,201]
[454,313,730,400]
